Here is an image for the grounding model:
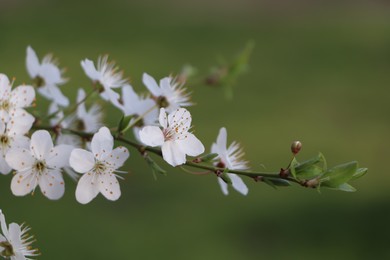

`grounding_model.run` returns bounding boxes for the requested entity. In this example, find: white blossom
[142,73,192,113]
[119,84,158,140]
[0,209,38,260]
[5,130,73,200]
[26,46,69,107]
[139,108,204,167]
[0,73,35,124]
[81,56,127,107]
[69,127,129,204]
[0,110,34,175]
[211,127,249,195]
